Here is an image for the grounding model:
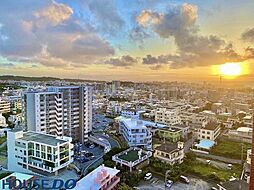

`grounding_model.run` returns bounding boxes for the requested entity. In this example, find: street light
[165,170,171,190]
